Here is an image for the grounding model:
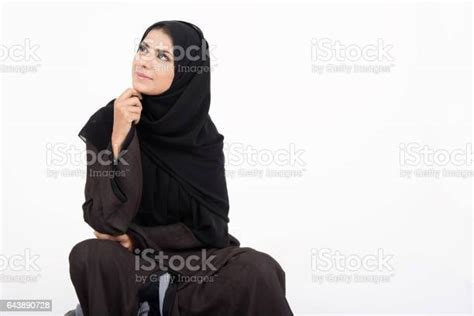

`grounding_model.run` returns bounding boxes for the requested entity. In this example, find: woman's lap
[69,241,291,316]
[171,248,290,315]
